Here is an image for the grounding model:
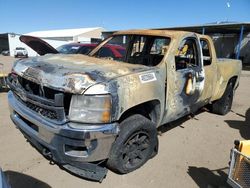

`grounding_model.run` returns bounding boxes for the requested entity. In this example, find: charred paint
[86,70,107,82]
[11,29,242,128]
[106,80,120,120]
